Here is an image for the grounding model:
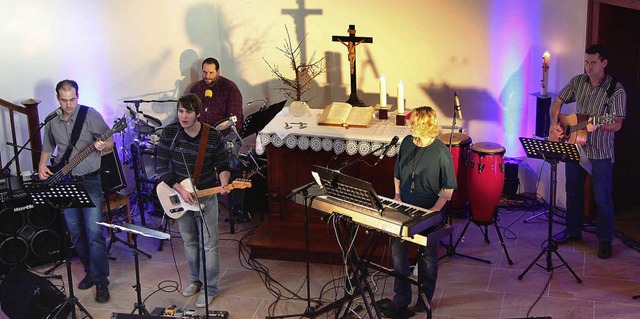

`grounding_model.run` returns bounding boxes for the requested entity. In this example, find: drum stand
[450,209,513,265]
[517,137,582,283]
